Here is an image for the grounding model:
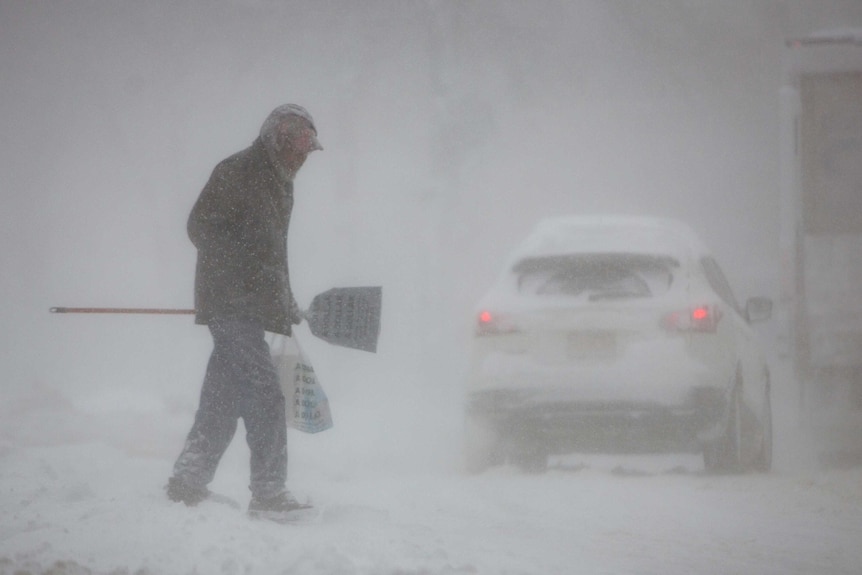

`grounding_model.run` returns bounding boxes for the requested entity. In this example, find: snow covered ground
[2,364,861,575]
